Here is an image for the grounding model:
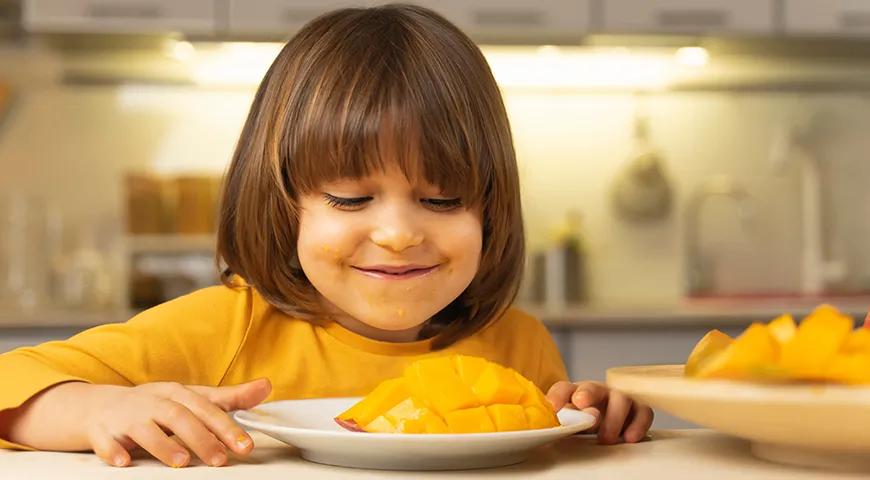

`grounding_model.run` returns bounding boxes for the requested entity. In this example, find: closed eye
[323,194,371,210]
[422,198,462,211]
